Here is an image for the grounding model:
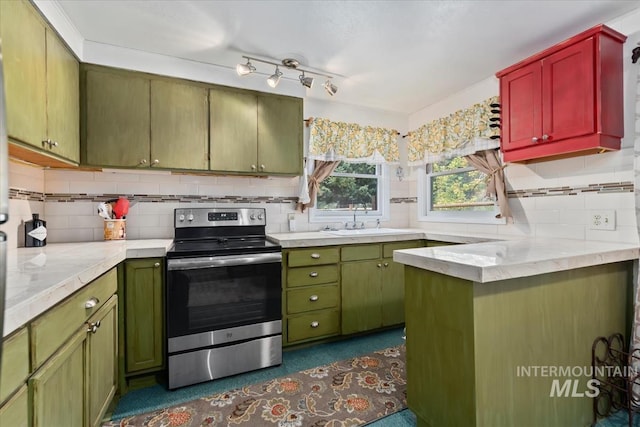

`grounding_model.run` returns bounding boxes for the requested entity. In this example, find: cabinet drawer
[341,244,381,261]
[0,328,29,404]
[288,247,339,267]
[287,310,340,343]
[287,284,339,314]
[287,265,338,288]
[31,267,117,369]
[383,240,423,258]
